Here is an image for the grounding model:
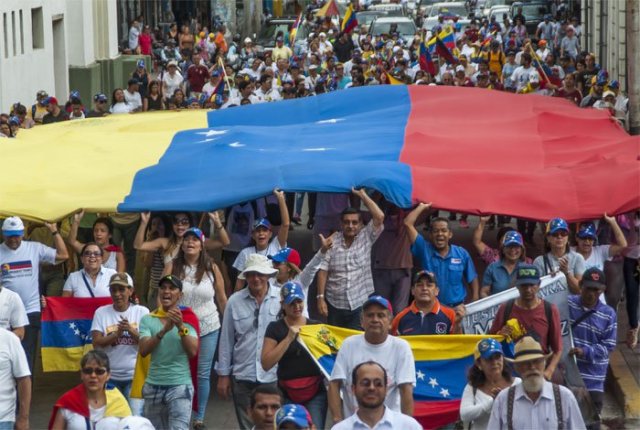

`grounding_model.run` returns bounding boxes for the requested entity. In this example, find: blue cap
[253,218,272,231]
[515,264,541,286]
[413,270,437,285]
[576,222,597,239]
[186,96,198,105]
[275,404,312,428]
[547,217,569,234]
[211,69,221,77]
[363,294,393,313]
[183,227,205,242]
[137,59,145,68]
[475,338,503,360]
[214,94,224,106]
[609,80,619,89]
[8,116,20,126]
[198,93,208,105]
[503,231,524,247]
[281,281,305,304]
[94,93,108,102]
[269,247,301,267]
[70,90,80,99]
